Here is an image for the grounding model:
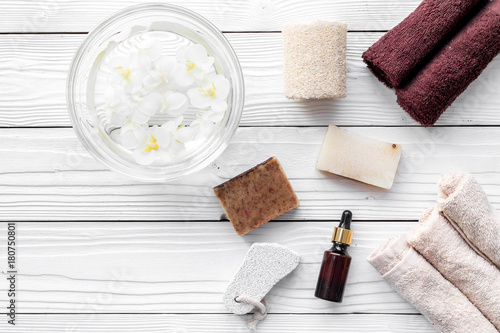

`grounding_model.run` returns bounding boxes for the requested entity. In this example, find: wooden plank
[0,221,419,313]
[0,0,421,33]
[0,127,499,221]
[0,314,435,332]
[1,33,499,127]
